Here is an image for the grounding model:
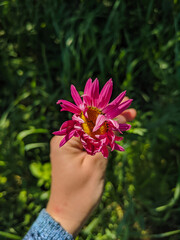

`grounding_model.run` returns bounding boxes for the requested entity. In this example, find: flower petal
[102,104,116,115]
[119,123,131,131]
[84,78,92,96]
[109,90,126,106]
[115,136,124,141]
[91,78,99,98]
[101,146,109,158]
[60,120,74,130]
[118,99,133,114]
[53,129,67,135]
[72,114,84,124]
[82,94,92,106]
[106,131,115,150]
[98,79,113,109]
[108,119,119,130]
[91,78,99,107]
[59,130,76,147]
[93,114,107,132]
[114,143,125,151]
[57,100,81,114]
[71,85,83,106]
[104,99,133,119]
